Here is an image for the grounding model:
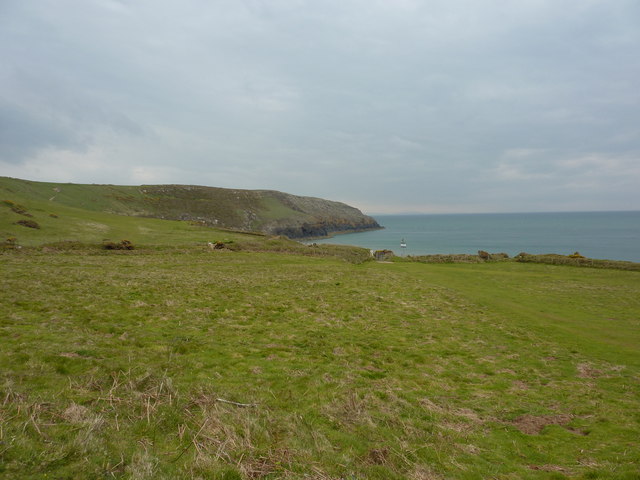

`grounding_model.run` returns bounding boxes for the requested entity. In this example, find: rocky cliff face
[257,191,381,238]
[270,219,380,239]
